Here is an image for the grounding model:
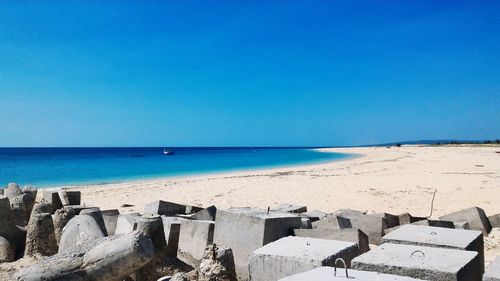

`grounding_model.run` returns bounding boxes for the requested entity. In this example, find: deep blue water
[0,147,351,188]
